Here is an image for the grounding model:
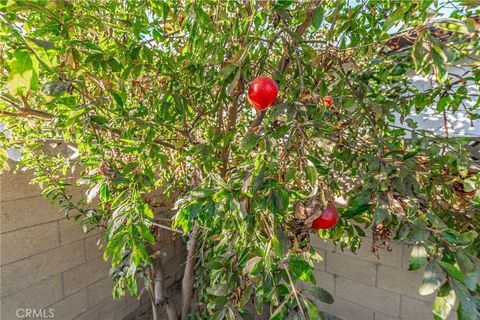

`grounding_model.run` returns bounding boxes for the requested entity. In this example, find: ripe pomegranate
[247,76,278,110]
[312,203,340,230]
[323,96,333,108]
